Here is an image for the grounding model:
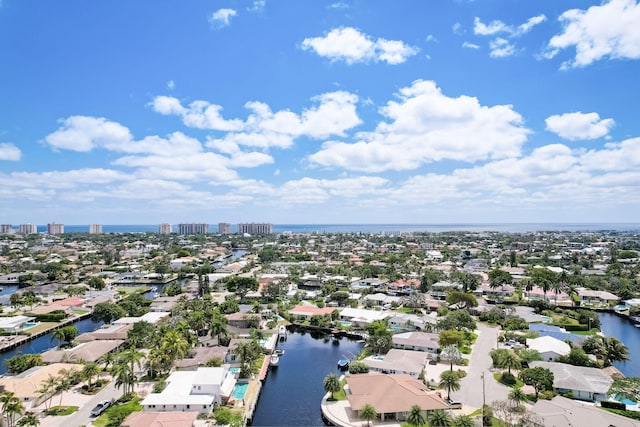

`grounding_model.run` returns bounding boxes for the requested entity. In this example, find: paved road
[451,323,510,408]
